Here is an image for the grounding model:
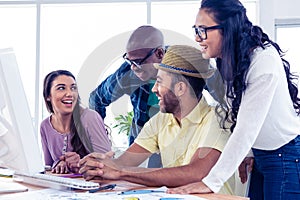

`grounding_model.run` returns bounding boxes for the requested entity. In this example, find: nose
[152,81,158,93]
[131,64,140,71]
[195,34,203,43]
[65,88,73,97]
